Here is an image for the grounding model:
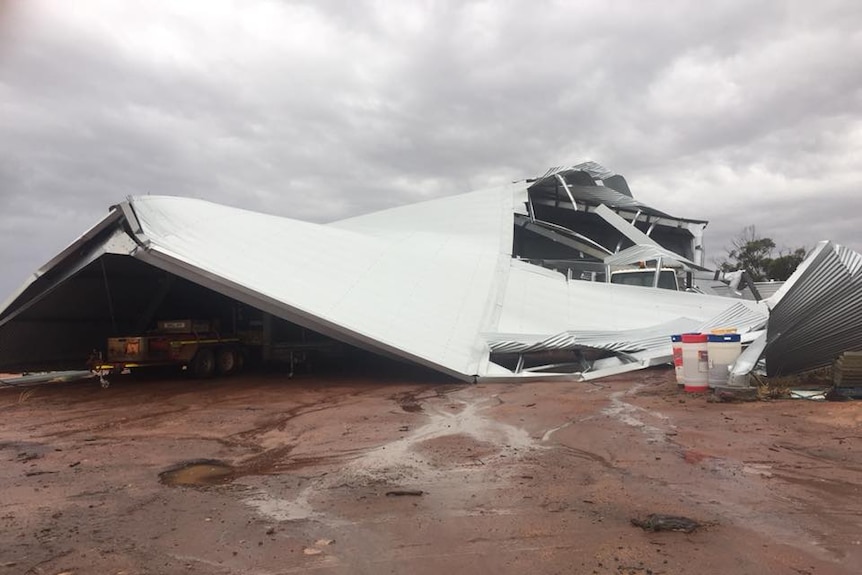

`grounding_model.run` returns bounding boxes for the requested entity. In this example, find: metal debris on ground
[0,371,95,388]
[630,514,702,533]
[788,389,827,400]
[385,489,425,497]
